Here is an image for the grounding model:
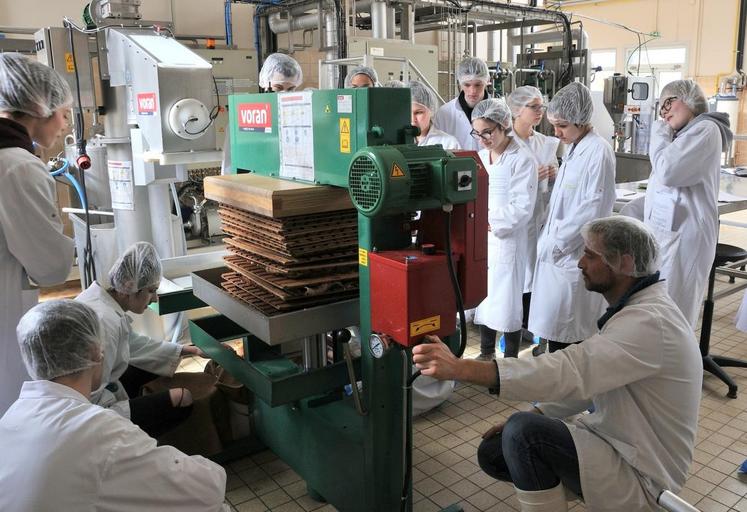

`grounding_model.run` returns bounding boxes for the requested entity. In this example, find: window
[590,50,616,92]
[626,46,687,96]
